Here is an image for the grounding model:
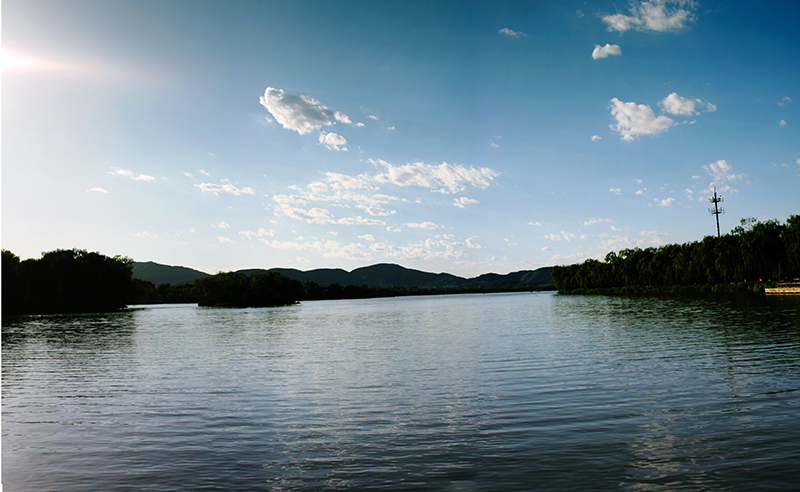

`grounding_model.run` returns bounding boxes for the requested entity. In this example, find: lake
[3,292,800,491]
